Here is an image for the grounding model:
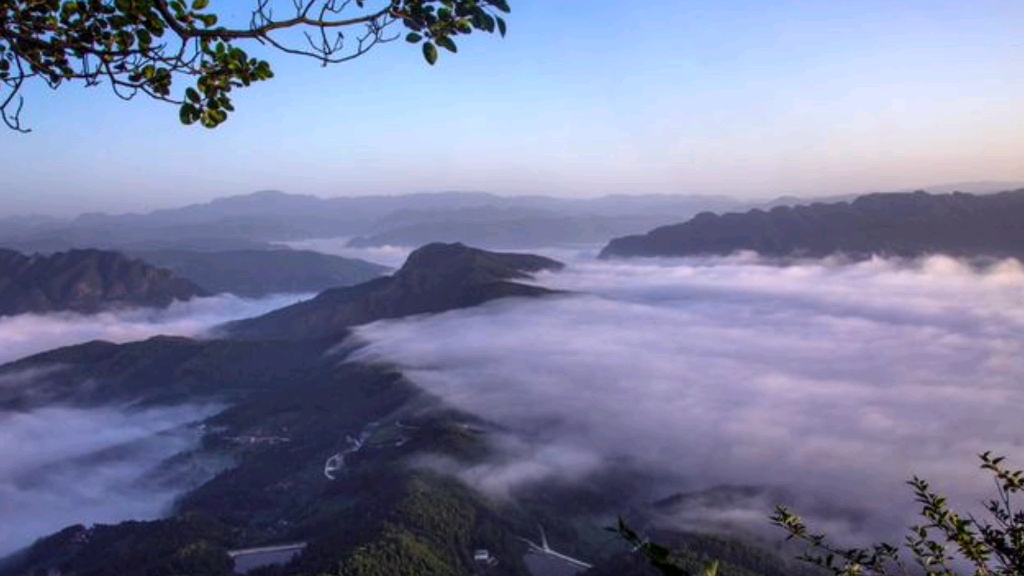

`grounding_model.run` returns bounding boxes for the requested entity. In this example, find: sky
[0,0,1022,214]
